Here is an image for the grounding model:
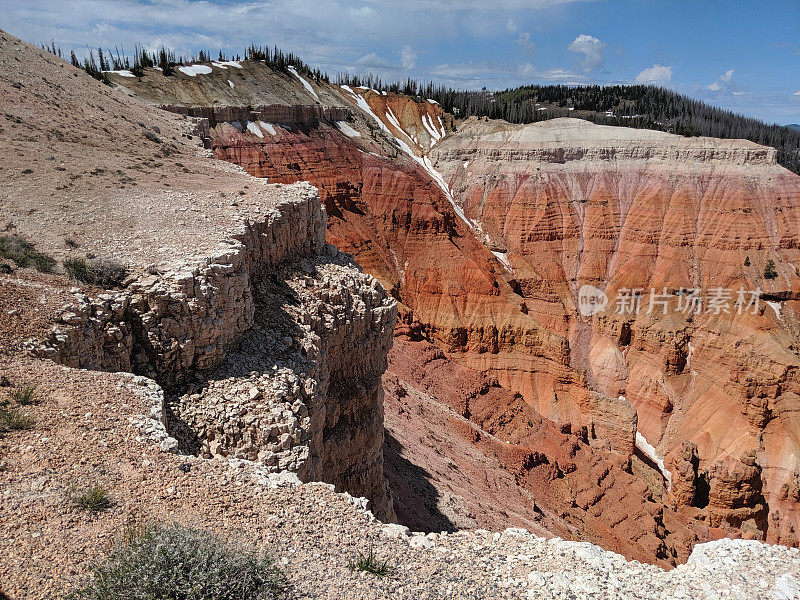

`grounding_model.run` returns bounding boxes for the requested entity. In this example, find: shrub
[63,257,127,287]
[348,547,394,577]
[0,235,56,273]
[744,256,750,267]
[0,407,34,432]
[12,384,37,405]
[764,259,778,280]
[66,483,115,513]
[67,522,289,600]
